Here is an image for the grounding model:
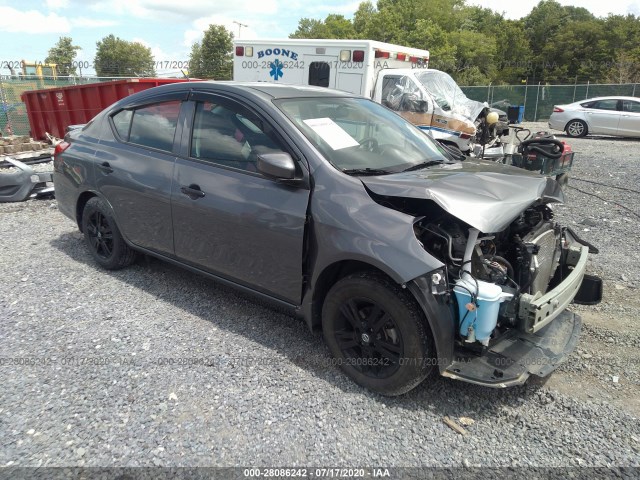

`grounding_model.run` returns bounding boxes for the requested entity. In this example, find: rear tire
[81,197,137,270]
[322,272,434,396]
[565,119,587,138]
